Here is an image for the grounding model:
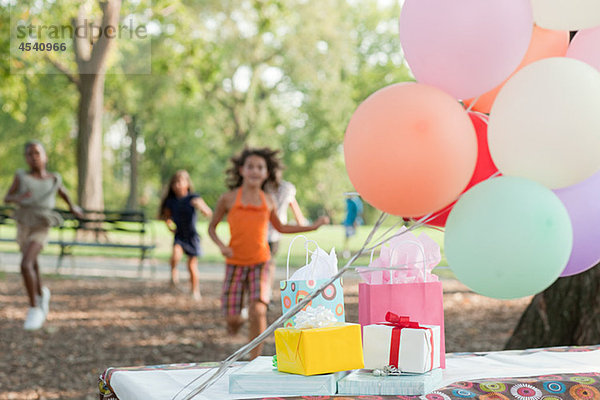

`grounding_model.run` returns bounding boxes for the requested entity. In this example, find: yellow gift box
[275,323,364,376]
